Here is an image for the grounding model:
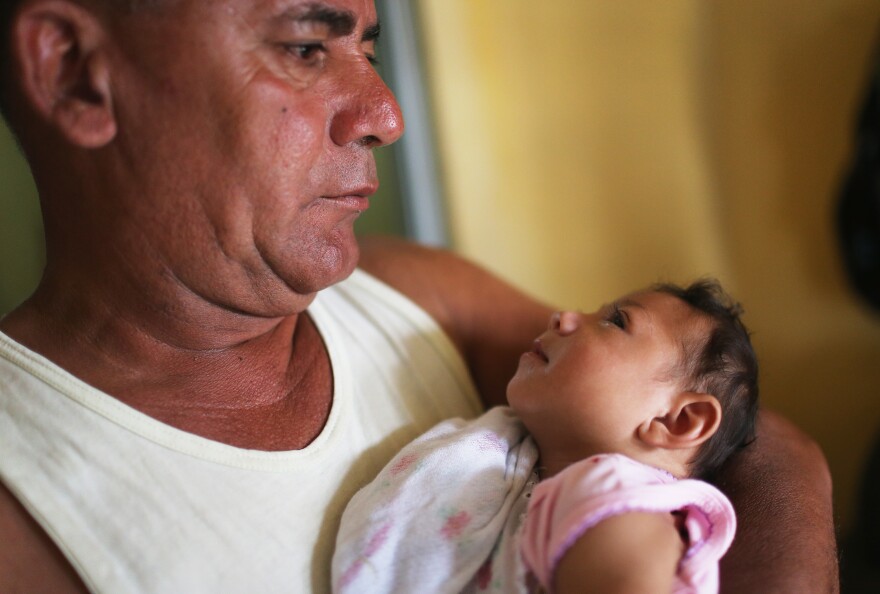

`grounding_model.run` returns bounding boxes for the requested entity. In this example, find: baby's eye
[608,306,627,329]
